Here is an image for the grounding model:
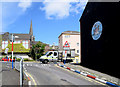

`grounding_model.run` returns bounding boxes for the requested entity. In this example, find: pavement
[1,61,20,86]
[58,62,120,86]
[0,62,2,86]
[23,62,106,86]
